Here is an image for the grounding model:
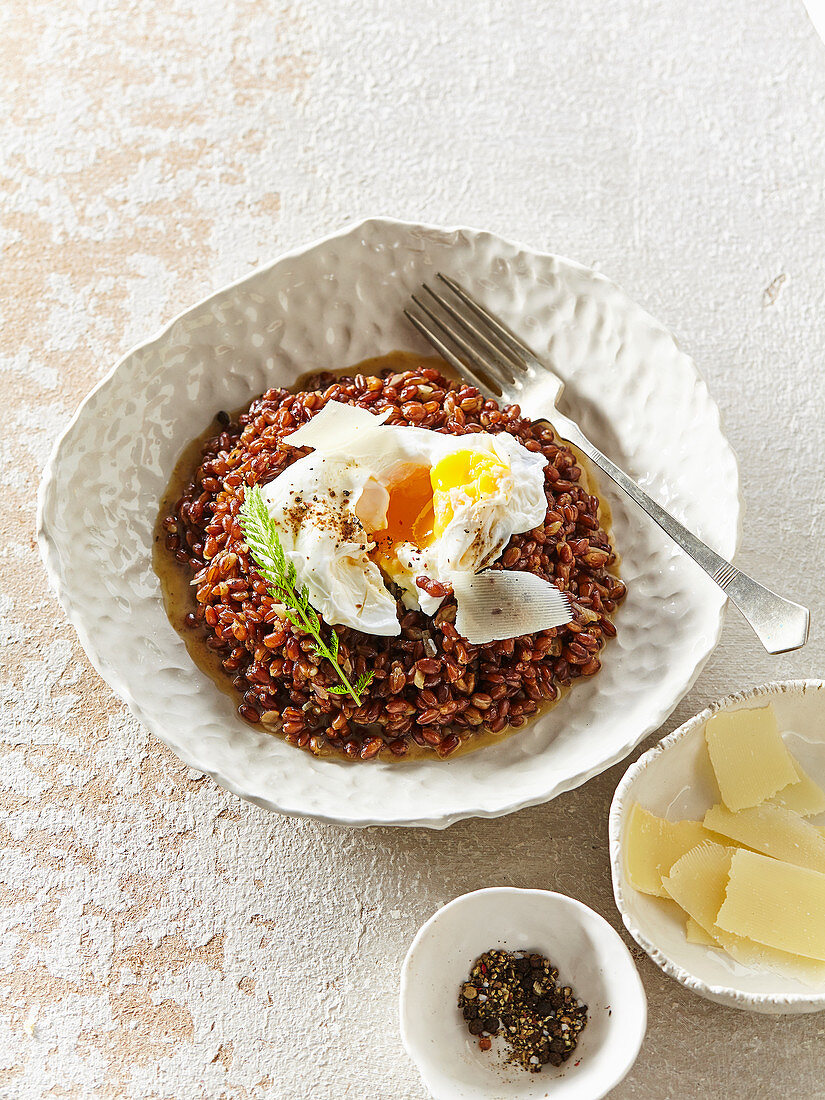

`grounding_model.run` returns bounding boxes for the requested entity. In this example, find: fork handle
[549,410,810,655]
